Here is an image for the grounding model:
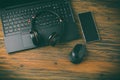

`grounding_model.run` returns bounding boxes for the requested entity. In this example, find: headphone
[30,10,64,47]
